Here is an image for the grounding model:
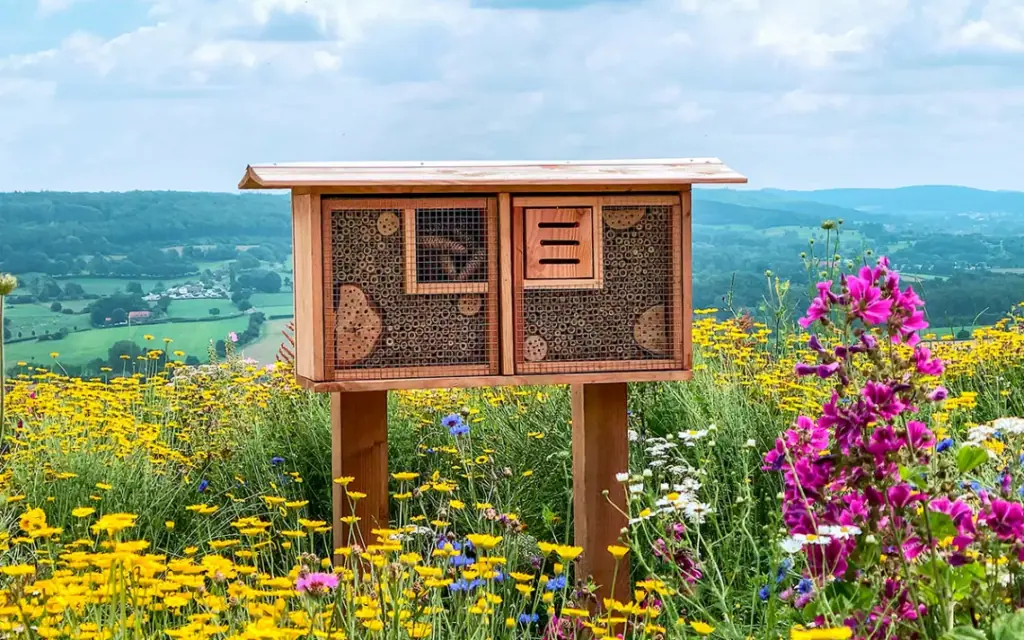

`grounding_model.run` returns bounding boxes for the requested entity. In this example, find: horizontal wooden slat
[324,197,490,210]
[297,369,693,392]
[239,159,747,190]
